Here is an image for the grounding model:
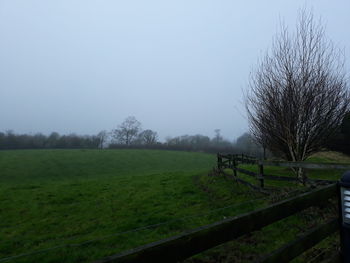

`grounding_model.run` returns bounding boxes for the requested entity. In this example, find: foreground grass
[0,149,270,263]
[1,149,347,262]
[186,151,349,262]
